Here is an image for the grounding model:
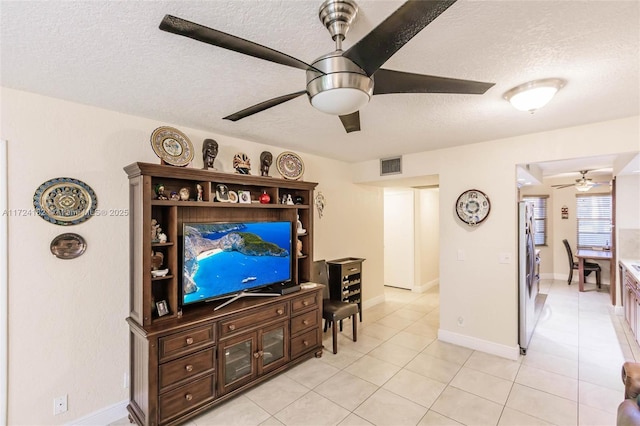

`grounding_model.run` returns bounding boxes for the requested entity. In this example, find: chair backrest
[311,259,330,299]
[562,239,574,267]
